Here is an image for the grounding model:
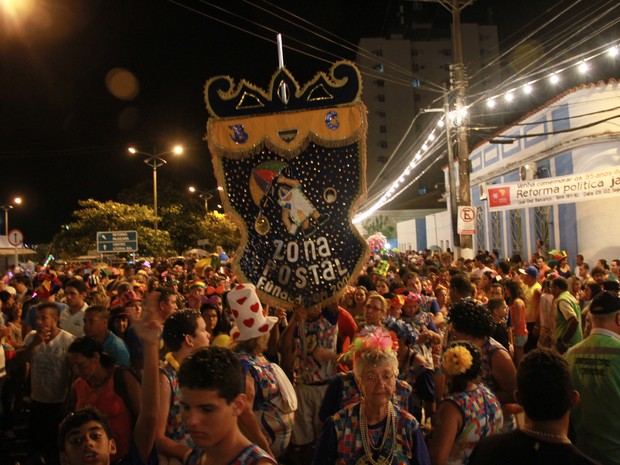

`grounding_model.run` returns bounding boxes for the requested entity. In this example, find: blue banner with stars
[206,61,369,308]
